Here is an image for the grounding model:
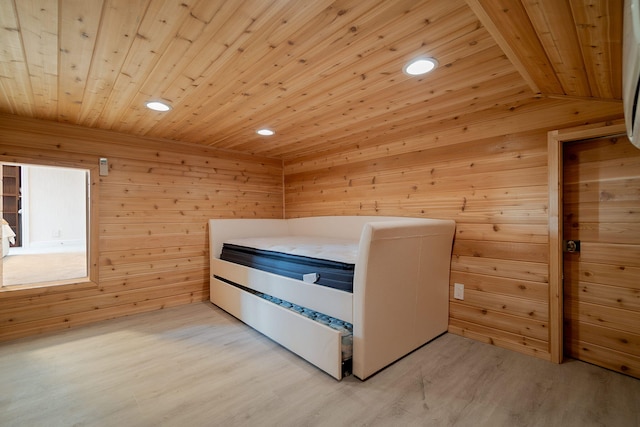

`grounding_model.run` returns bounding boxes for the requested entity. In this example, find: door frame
[547,119,627,363]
